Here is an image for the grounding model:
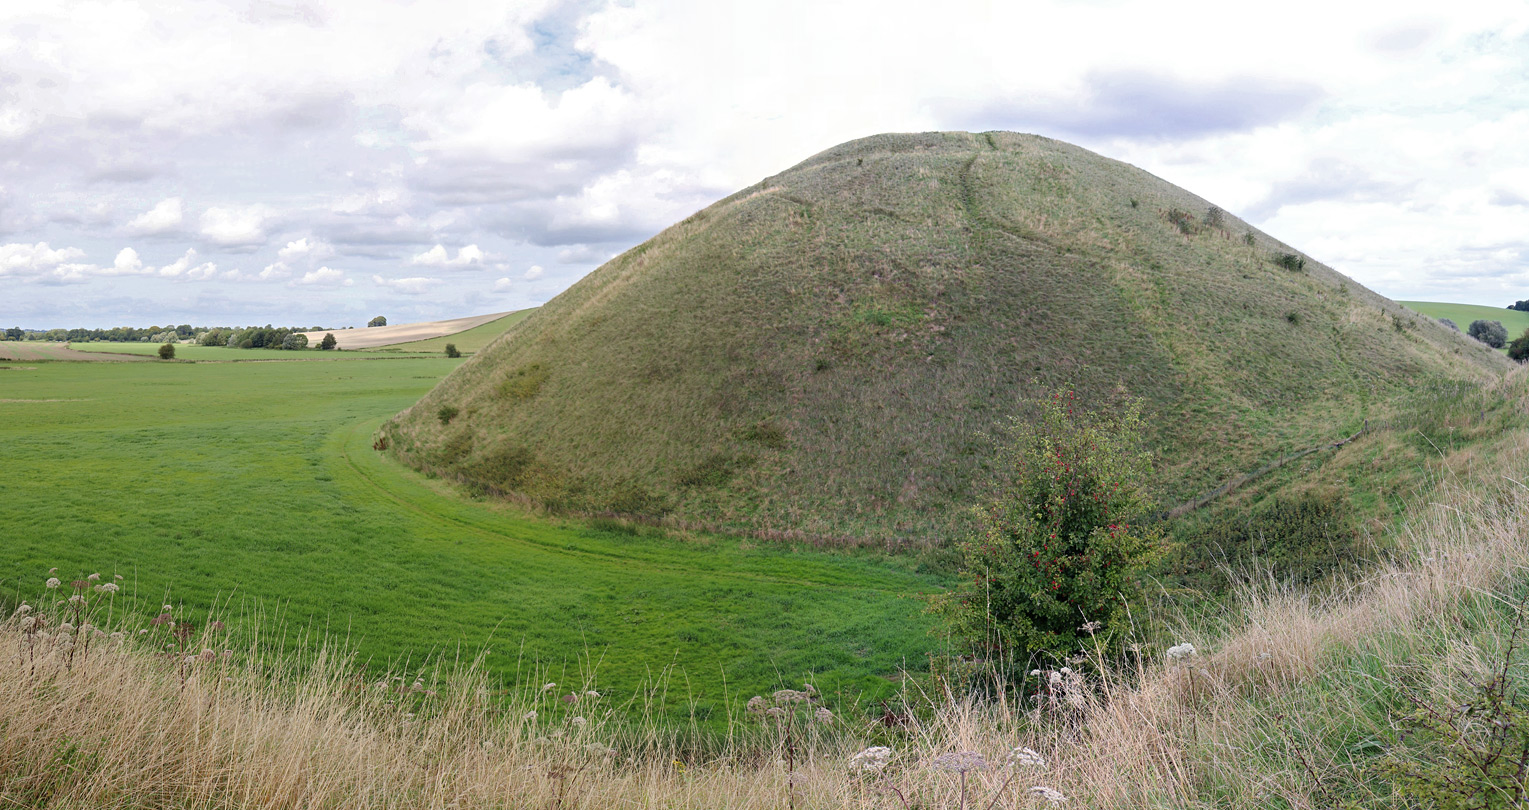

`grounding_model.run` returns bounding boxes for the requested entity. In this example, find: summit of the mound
[381,131,1505,544]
